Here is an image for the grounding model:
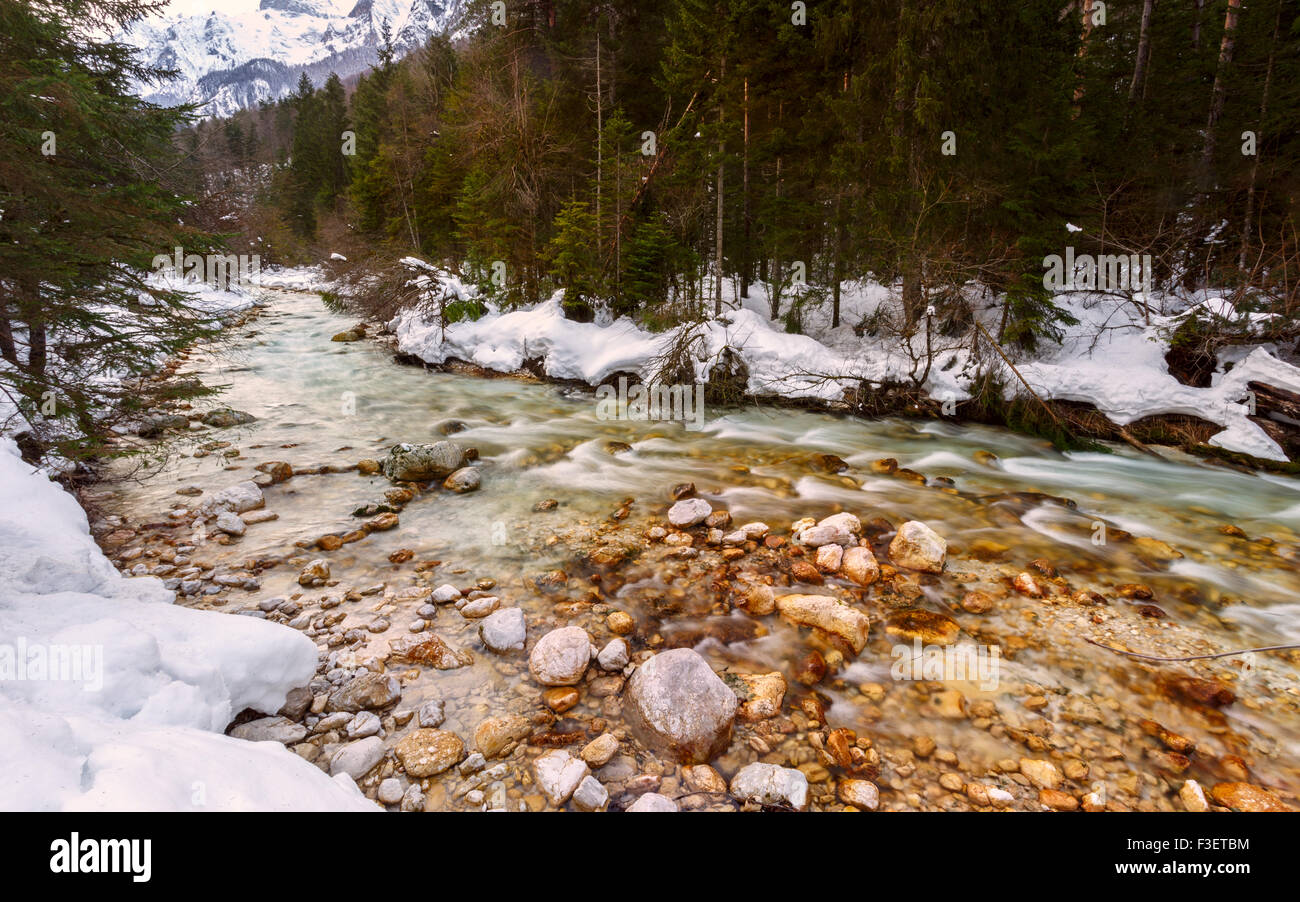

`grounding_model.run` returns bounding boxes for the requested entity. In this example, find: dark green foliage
[0,0,226,462]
